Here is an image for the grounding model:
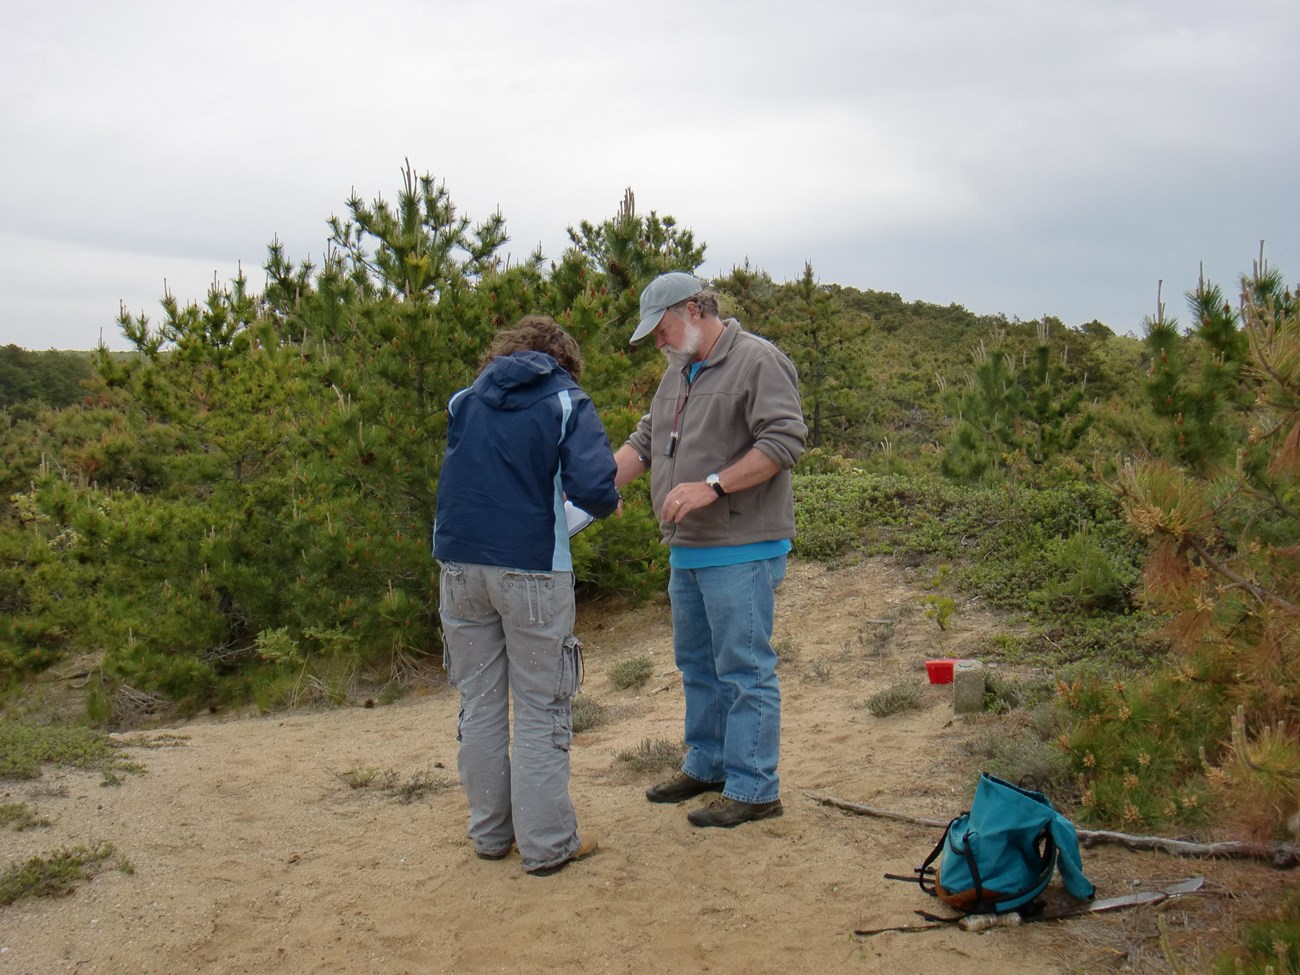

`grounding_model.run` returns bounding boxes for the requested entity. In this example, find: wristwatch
[706,473,727,498]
